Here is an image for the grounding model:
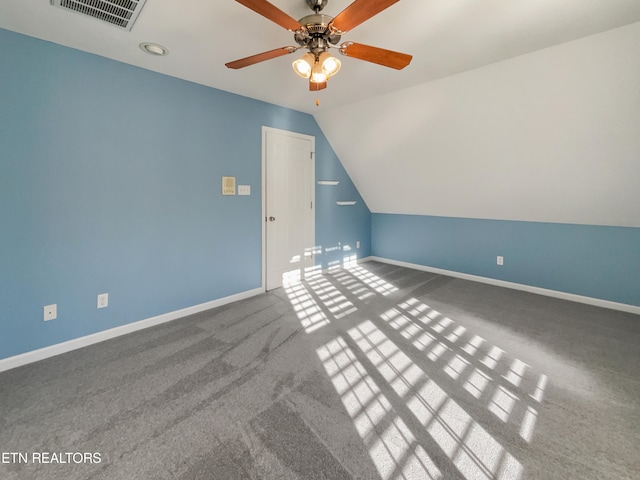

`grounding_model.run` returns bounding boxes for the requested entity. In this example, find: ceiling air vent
[51,0,149,31]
